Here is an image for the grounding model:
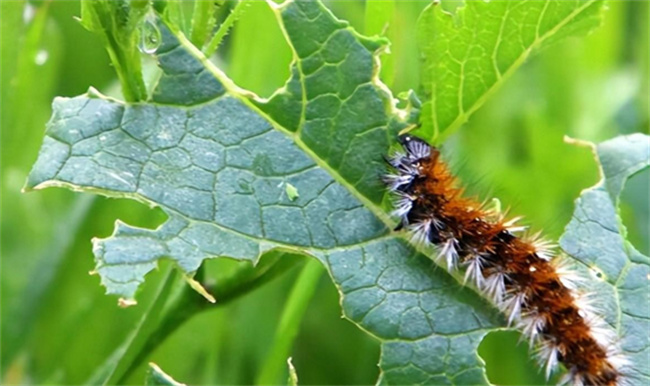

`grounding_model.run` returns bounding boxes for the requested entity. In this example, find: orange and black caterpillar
[384,135,626,386]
